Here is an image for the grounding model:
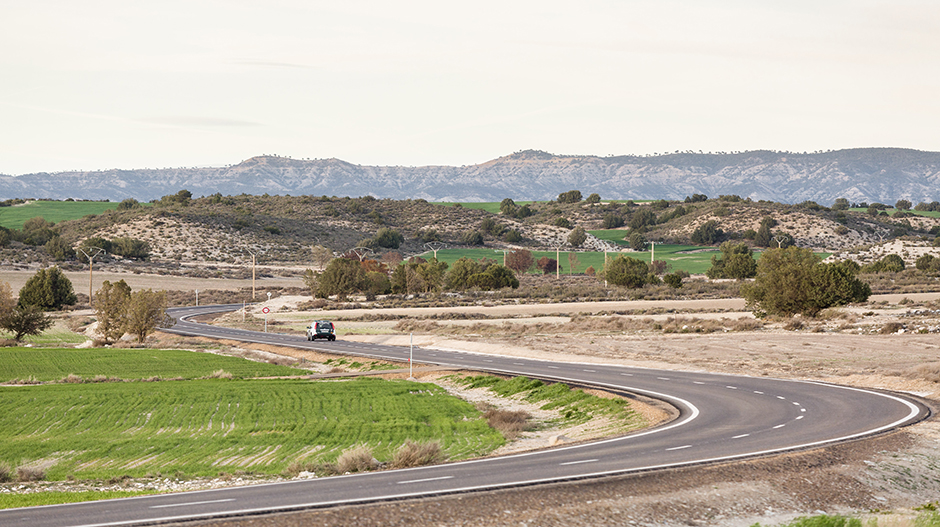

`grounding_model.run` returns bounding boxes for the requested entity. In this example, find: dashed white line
[657,377,670,381]
[397,476,454,485]
[732,434,750,439]
[548,366,560,369]
[666,445,692,451]
[773,424,786,429]
[150,499,236,509]
[559,459,598,466]
[777,396,786,400]
[583,369,596,373]
[796,416,804,420]
[726,386,738,390]
[753,391,763,394]
[693,381,705,385]
[620,373,633,377]
[513,363,524,366]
